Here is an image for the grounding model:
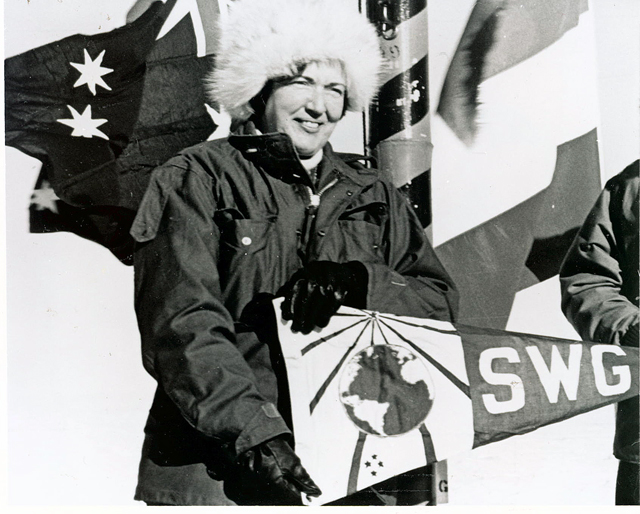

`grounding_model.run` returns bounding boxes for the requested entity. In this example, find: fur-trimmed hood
[207,0,383,122]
